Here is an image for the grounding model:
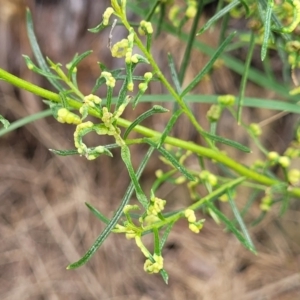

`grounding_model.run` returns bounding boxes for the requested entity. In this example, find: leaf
[237,31,256,123]
[0,115,10,129]
[155,2,166,37]
[279,191,290,216]
[138,94,300,113]
[26,9,64,91]
[67,147,155,269]
[261,0,274,61]
[227,190,256,251]
[157,109,182,148]
[206,202,257,254]
[201,131,251,153]
[181,31,236,97]
[123,105,169,139]
[167,53,182,94]
[197,0,240,35]
[22,55,61,79]
[159,222,175,251]
[88,22,106,33]
[85,202,110,224]
[121,145,149,209]
[145,138,195,181]
[160,269,169,284]
[153,227,160,256]
[0,110,53,137]
[67,50,93,79]
[49,149,79,156]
